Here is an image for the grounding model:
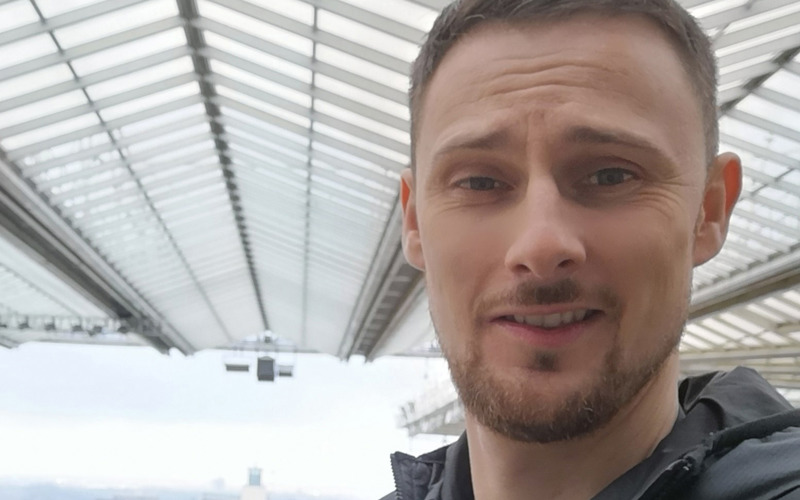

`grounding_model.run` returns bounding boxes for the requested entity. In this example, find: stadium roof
[0,0,799,390]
